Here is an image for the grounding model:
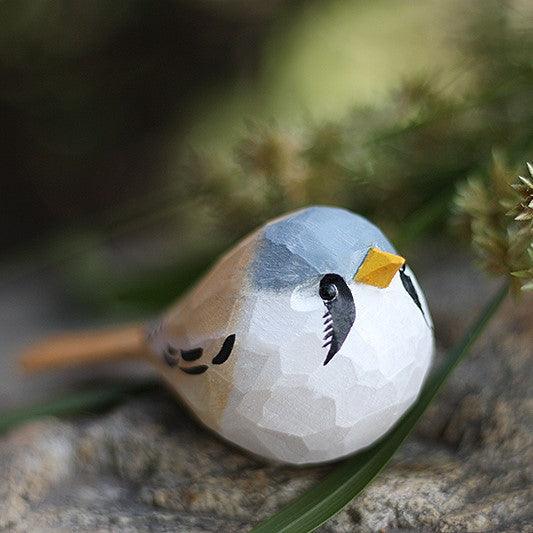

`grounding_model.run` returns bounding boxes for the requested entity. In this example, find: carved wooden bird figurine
[22,206,433,465]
